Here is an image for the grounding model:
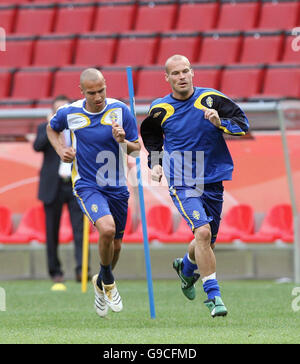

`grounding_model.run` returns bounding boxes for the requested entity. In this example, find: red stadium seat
[282,33,300,64]
[0,35,34,68]
[0,0,31,3]
[220,65,264,100]
[74,33,118,67]
[11,67,53,100]
[0,99,34,109]
[51,67,84,100]
[156,32,201,65]
[258,65,300,99]
[147,205,173,239]
[134,1,177,32]
[175,1,219,31]
[14,3,55,35]
[160,217,194,243]
[192,65,221,90]
[101,66,137,100]
[123,205,173,243]
[114,33,158,66]
[31,0,93,2]
[135,66,171,102]
[0,68,12,98]
[217,204,255,243]
[0,205,13,237]
[32,34,75,67]
[197,31,242,65]
[257,0,300,31]
[216,0,260,31]
[0,204,45,244]
[242,204,293,243]
[93,2,136,33]
[0,4,16,34]
[240,31,284,64]
[54,3,95,34]
[58,207,73,244]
